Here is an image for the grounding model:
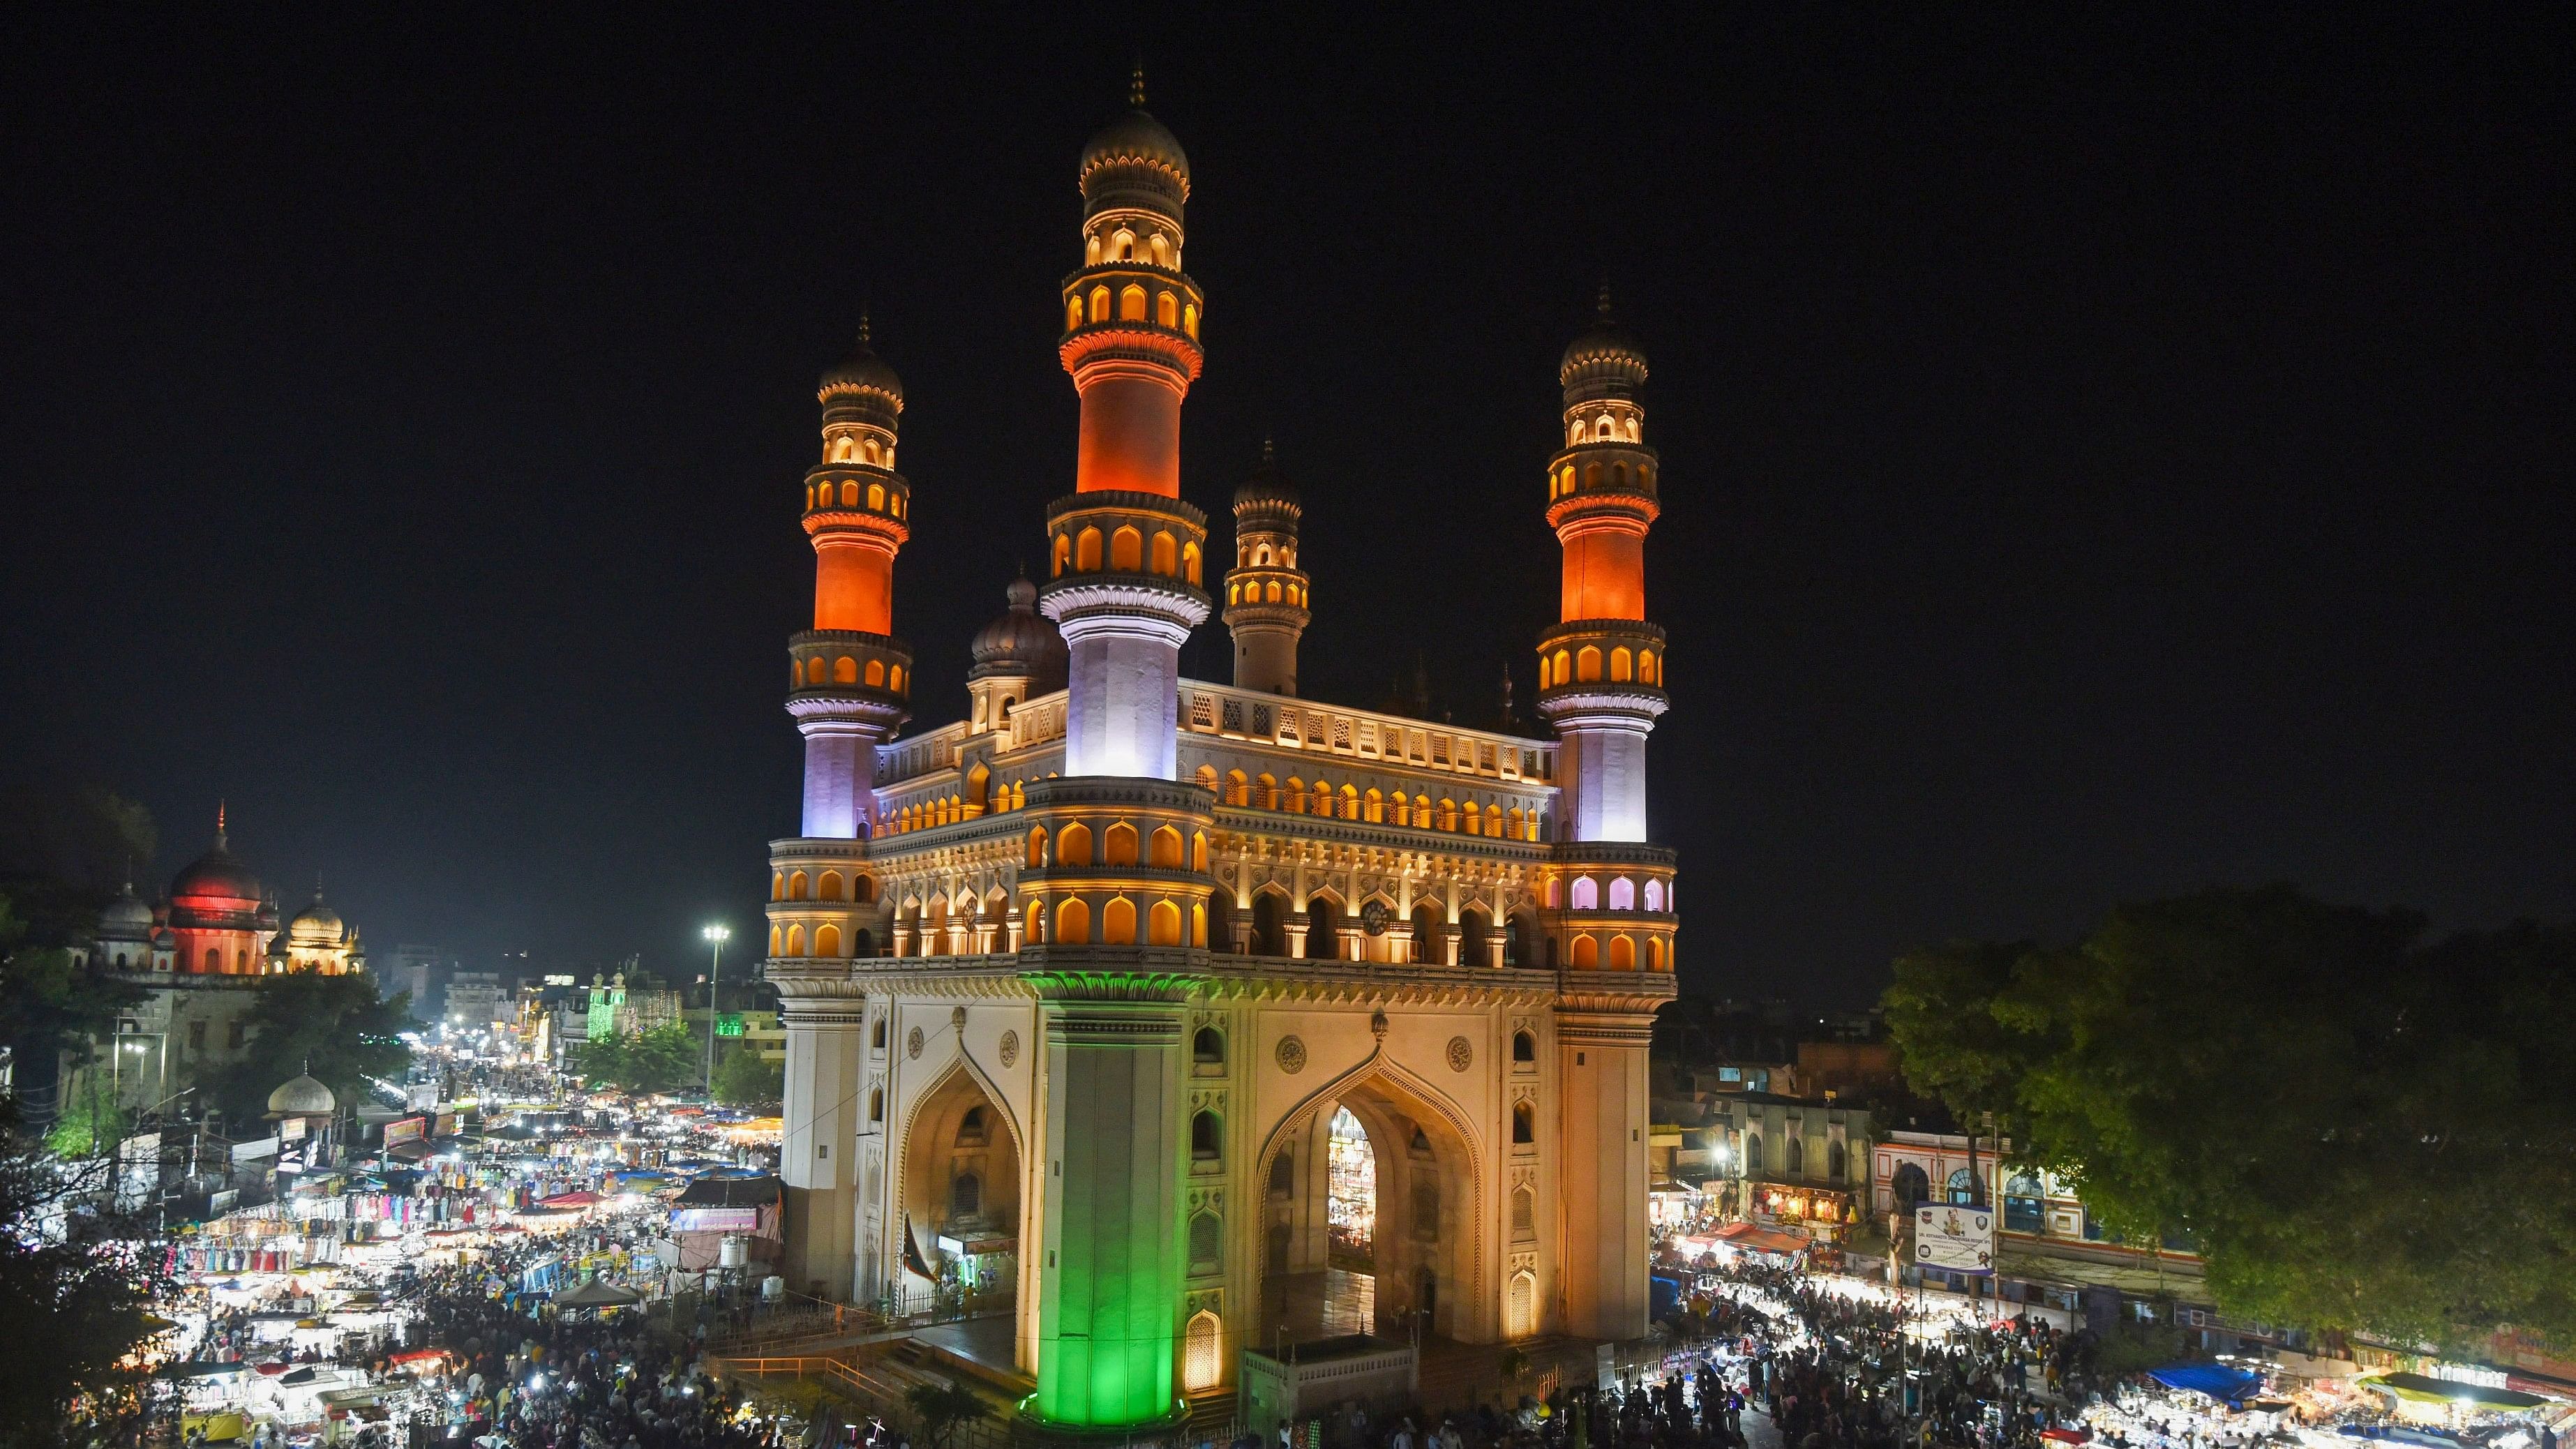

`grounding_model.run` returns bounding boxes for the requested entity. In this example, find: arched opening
[1458,906,1492,968]
[1609,934,1635,970]
[1102,896,1137,945]
[1512,1101,1534,1144]
[1260,1080,1475,1348]
[788,871,810,901]
[1074,527,1102,572]
[1191,1109,1222,1159]
[1056,821,1092,866]
[1054,896,1090,945]
[1148,899,1182,946]
[1110,525,1142,571]
[1409,903,1441,963]
[1104,822,1139,866]
[1251,892,1291,956]
[1303,898,1339,959]
[1892,1160,1931,1212]
[1150,530,1176,576]
[1193,1027,1225,1068]
[1183,1309,1220,1392]
[1512,1030,1536,1064]
[1570,934,1599,969]
[897,1069,1021,1307]
[1148,825,1183,867]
